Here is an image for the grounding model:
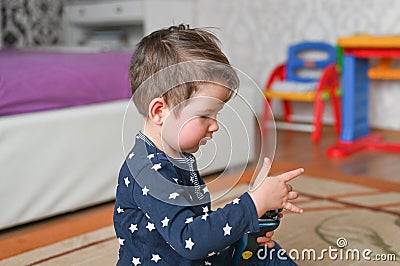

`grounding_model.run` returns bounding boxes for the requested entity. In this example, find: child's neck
[142,124,183,159]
